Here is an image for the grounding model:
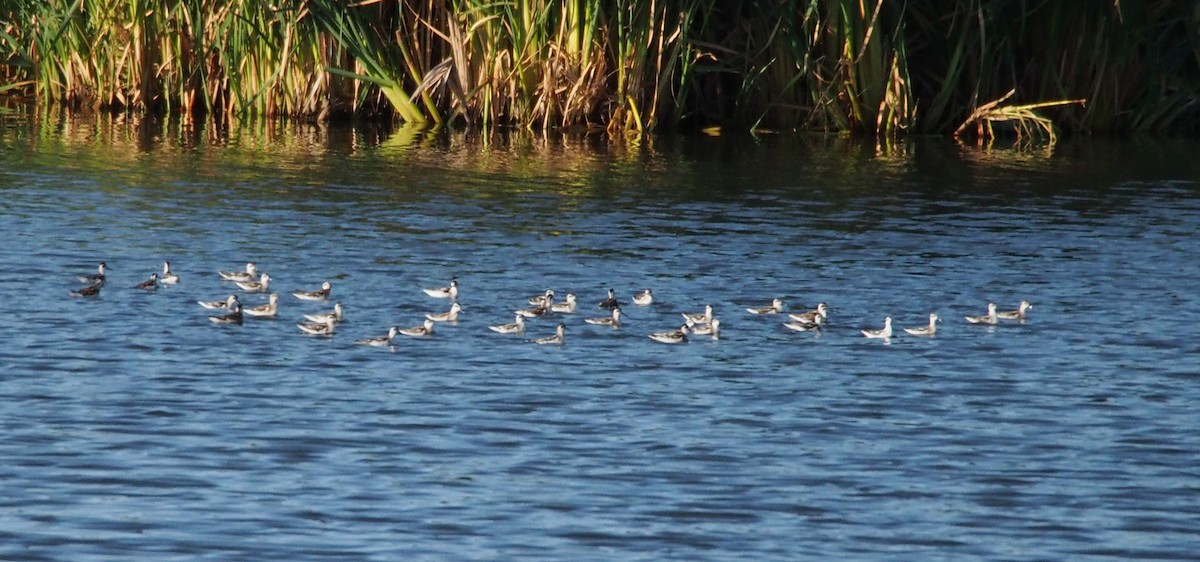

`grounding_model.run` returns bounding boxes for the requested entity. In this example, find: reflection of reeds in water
[1,1,1197,136]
